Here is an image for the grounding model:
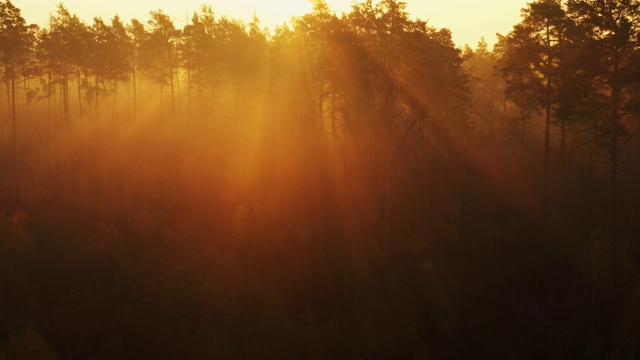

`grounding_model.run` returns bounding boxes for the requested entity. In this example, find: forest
[1,0,639,358]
